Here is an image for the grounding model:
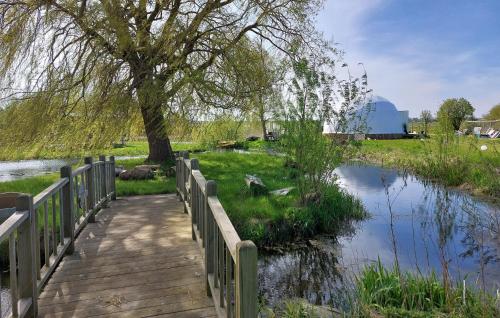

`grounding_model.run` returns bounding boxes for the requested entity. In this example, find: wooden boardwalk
[37,194,216,318]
